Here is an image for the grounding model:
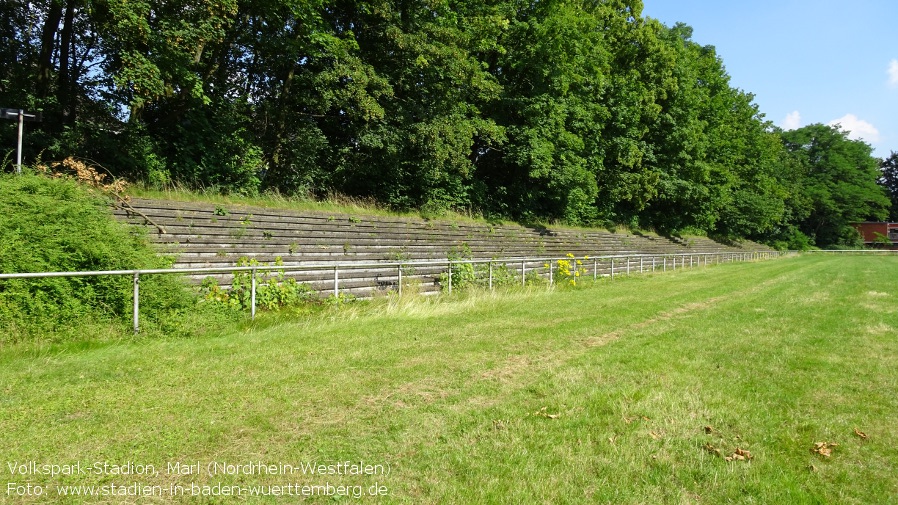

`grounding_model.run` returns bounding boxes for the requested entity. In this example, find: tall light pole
[1,108,42,173]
